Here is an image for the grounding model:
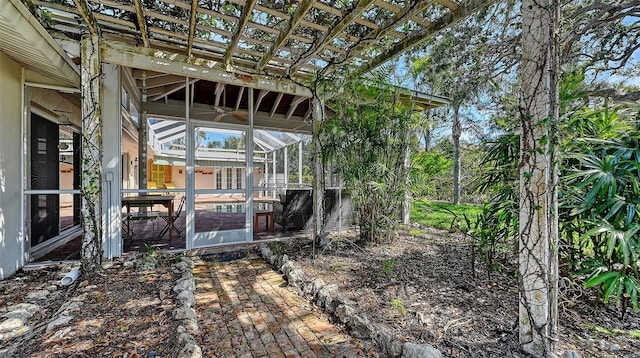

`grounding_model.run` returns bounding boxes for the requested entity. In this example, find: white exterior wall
[0,52,25,279]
